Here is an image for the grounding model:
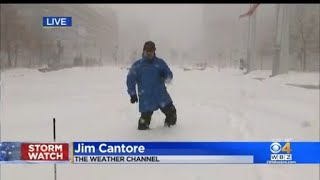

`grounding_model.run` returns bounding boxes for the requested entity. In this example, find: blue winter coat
[126,56,173,113]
